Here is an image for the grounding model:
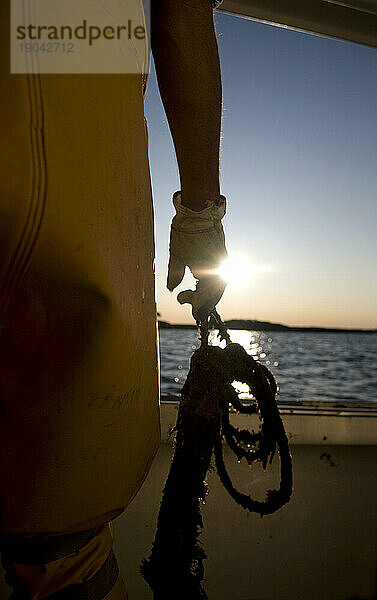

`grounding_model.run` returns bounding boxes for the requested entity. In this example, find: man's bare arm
[151,0,222,212]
